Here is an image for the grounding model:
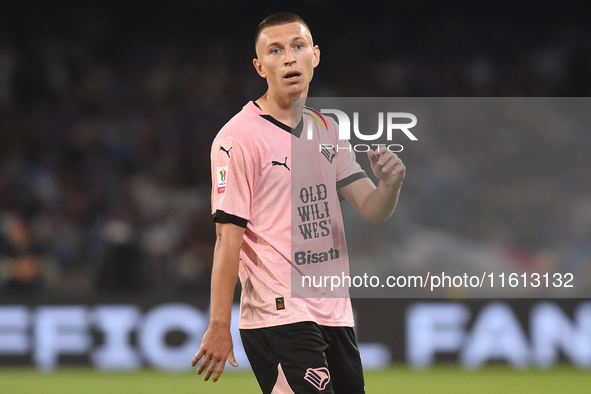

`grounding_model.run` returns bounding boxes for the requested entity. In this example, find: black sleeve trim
[213,209,248,228]
[336,171,368,190]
